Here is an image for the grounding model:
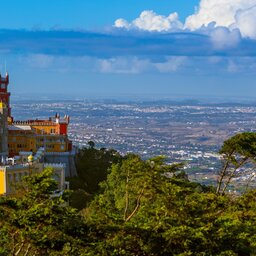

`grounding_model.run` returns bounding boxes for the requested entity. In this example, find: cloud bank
[114,0,256,40]
[1,29,254,58]
[235,5,256,39]
[1,0,256,76]
[115,11,183,32]
[0,28,255,75]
